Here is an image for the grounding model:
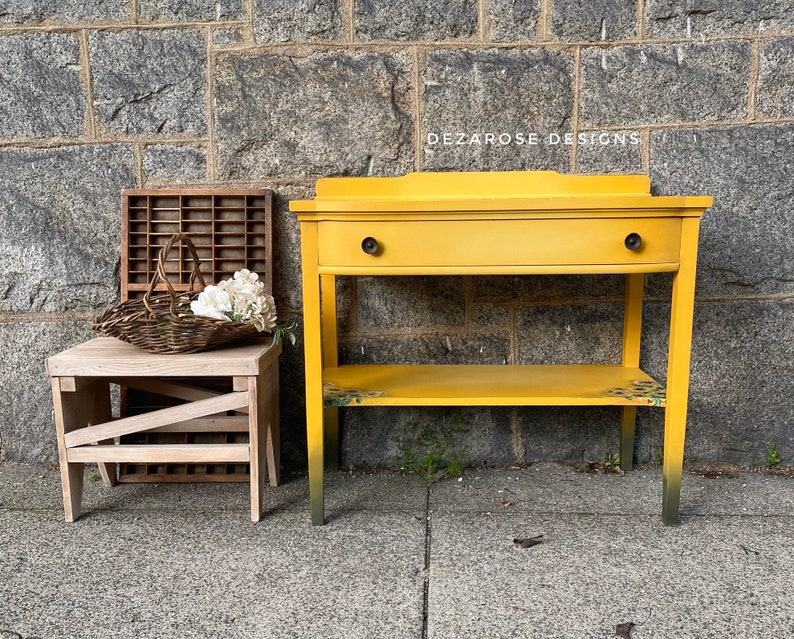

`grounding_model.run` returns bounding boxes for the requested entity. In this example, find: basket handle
[143,233,208,316]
